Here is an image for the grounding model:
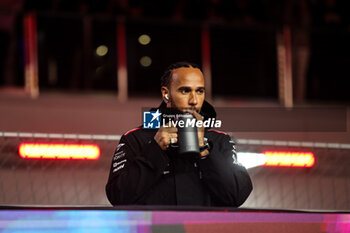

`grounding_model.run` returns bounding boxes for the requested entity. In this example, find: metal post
[83,16,93,89]
[23,13,39,98]
[116,21,128,102]
[277,26,293,108]
[201,25,212,101]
